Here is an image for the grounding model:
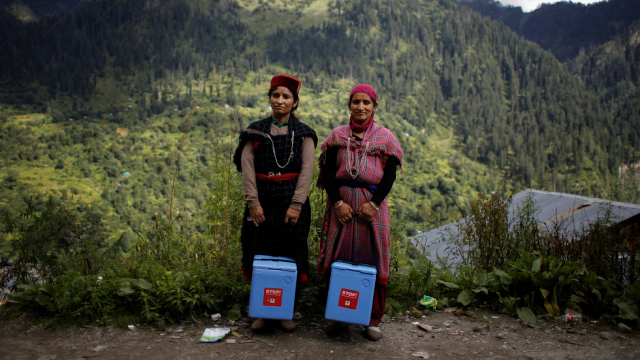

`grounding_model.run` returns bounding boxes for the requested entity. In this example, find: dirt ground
[0,309,637,360]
